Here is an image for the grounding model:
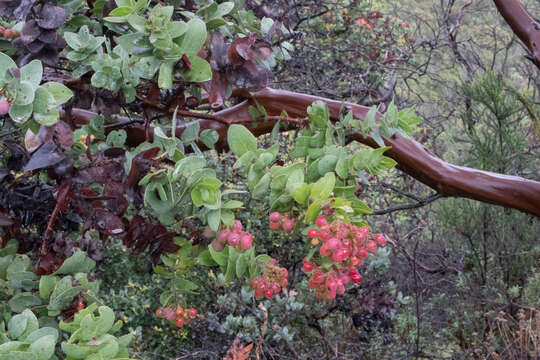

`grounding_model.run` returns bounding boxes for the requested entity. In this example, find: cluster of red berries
[0,26,19,39]
[156,306,198,327]
[216,220,253,252]
[0,98,10,115]
[250,258,289,299]
[302,216,387,300]
[268,212,295,232]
